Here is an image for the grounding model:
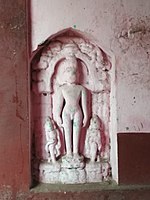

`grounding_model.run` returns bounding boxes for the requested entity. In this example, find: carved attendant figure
[53,57,88,158]
[44,117,60,163]
[84,115,101,162]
